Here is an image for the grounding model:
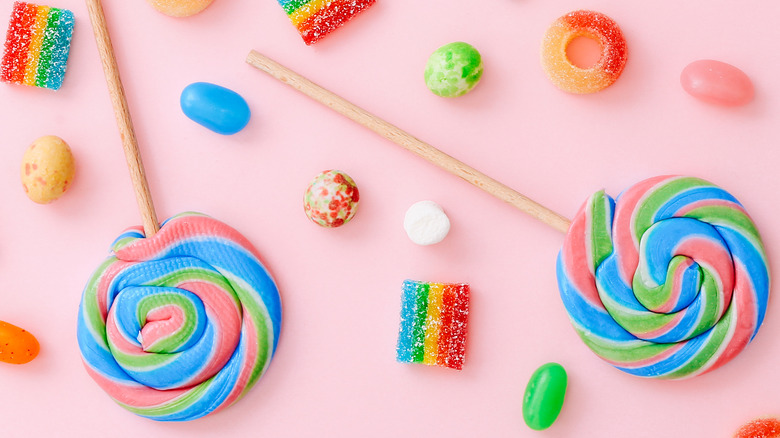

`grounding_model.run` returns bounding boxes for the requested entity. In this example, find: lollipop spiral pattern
[557,176,769,379]
[77,212,282,421]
